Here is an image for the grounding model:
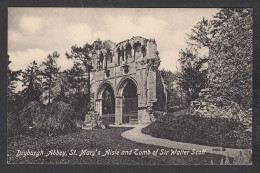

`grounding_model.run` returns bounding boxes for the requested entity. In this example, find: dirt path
[121,125,251,158]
